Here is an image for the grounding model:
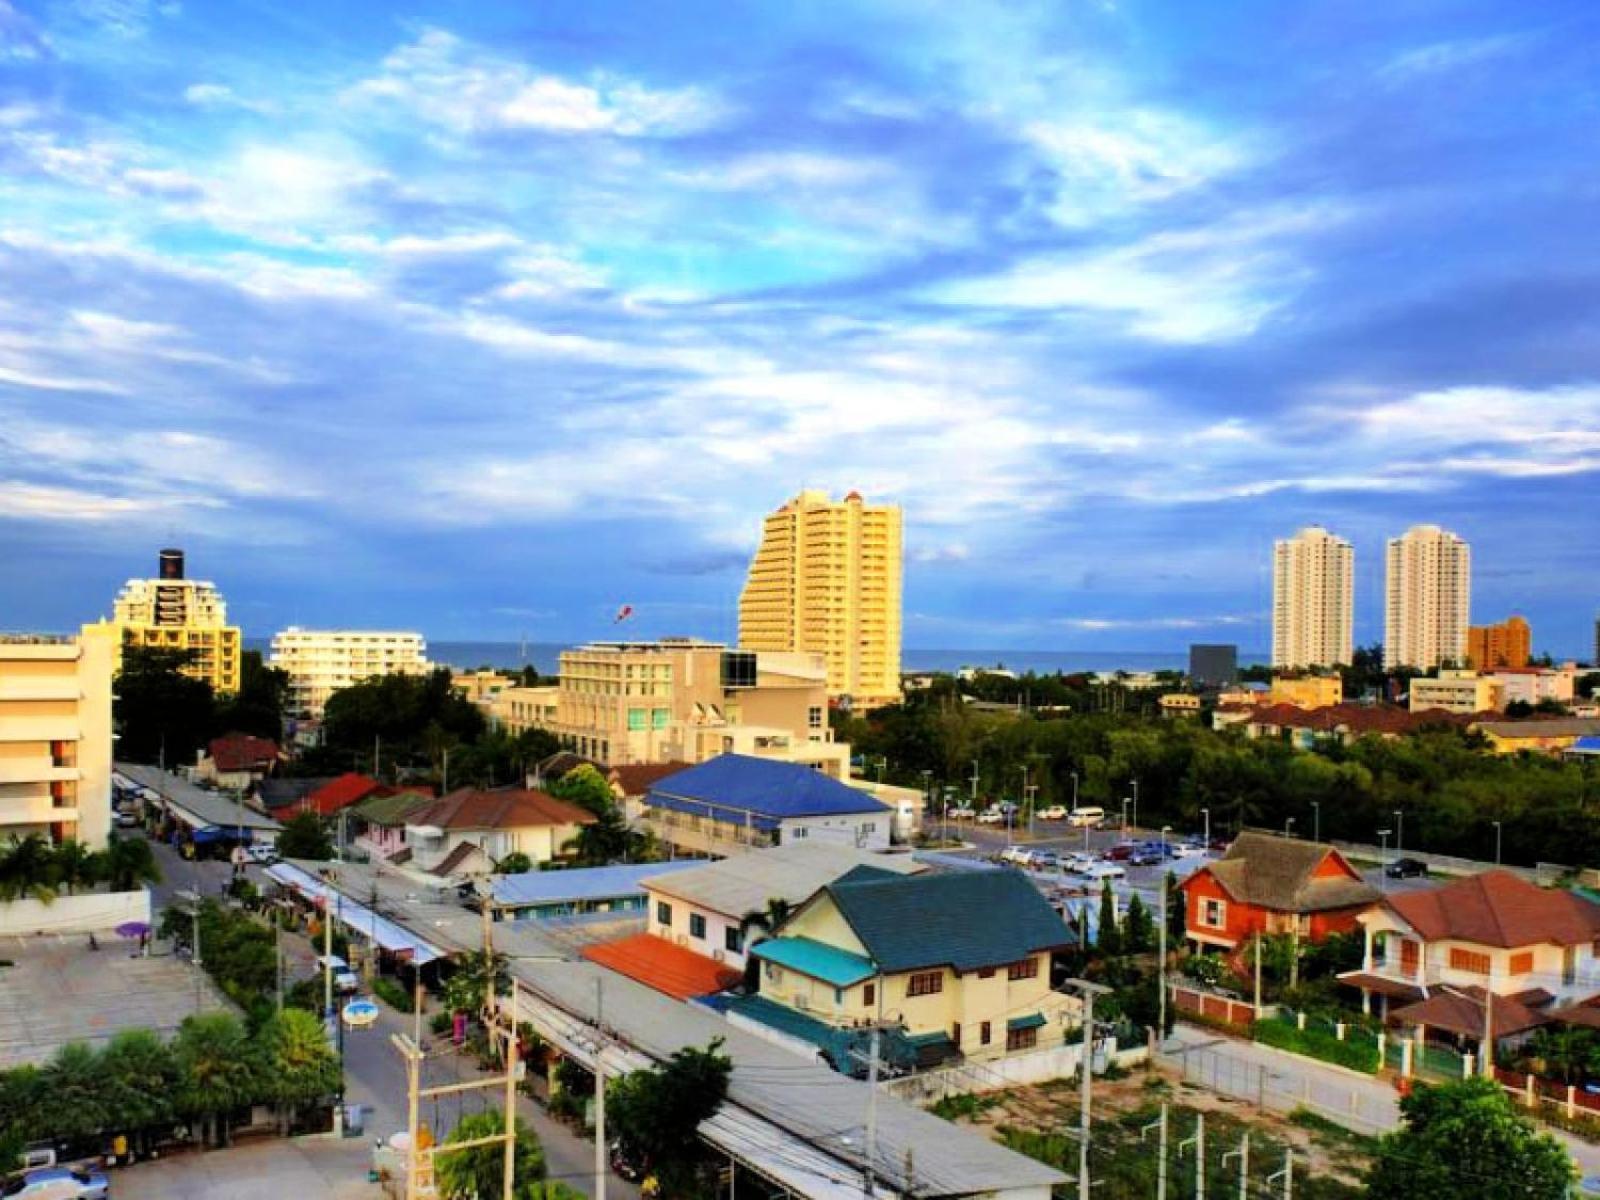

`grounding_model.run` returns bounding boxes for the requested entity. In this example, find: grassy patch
[927,1092,1003,1122]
